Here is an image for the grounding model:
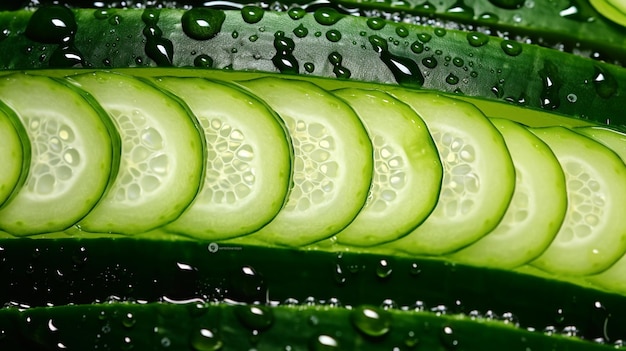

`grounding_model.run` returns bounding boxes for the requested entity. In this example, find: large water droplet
[592,65,618,99]
[241,6,264,24]
[181,8,226,40]
[501,40,522,56]
[25,5,77,44]
[309,334,340,350]
[235,305,274,331]
[466,32,489,47]
[366,18,386,30]
[313,7,343,26]
[538,60,562,110]
[191,329,223,351]
[350,305,392,337]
